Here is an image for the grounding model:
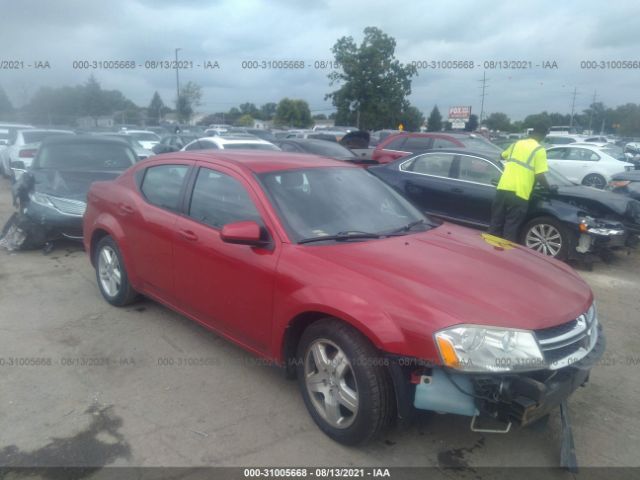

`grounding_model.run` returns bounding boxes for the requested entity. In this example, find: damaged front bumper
[21,194,86,241]
[387,321,605,430]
